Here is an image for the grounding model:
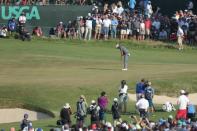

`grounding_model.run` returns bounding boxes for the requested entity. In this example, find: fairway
[0,38,197,129]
